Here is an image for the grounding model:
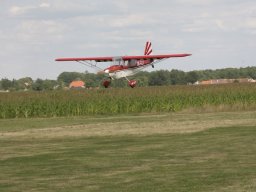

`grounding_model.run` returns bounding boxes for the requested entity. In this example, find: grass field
[1,111,256,191]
